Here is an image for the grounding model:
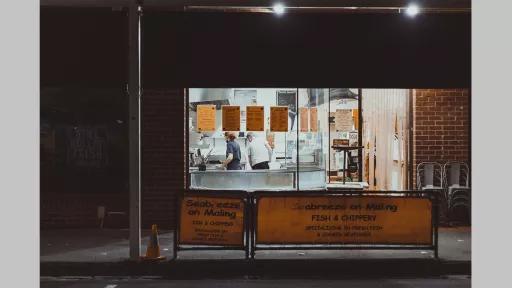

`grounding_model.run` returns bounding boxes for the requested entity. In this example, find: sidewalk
[40,227,471,277]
